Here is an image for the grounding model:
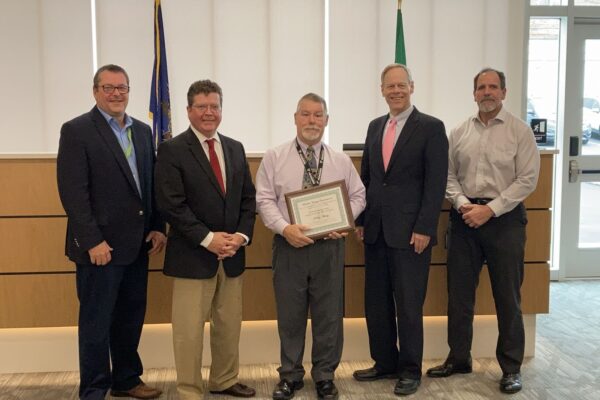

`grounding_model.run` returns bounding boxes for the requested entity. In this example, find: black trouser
[272,235,345,383]
[446,204,527,374]
[76,247,149,400]
[364,232,431,380]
